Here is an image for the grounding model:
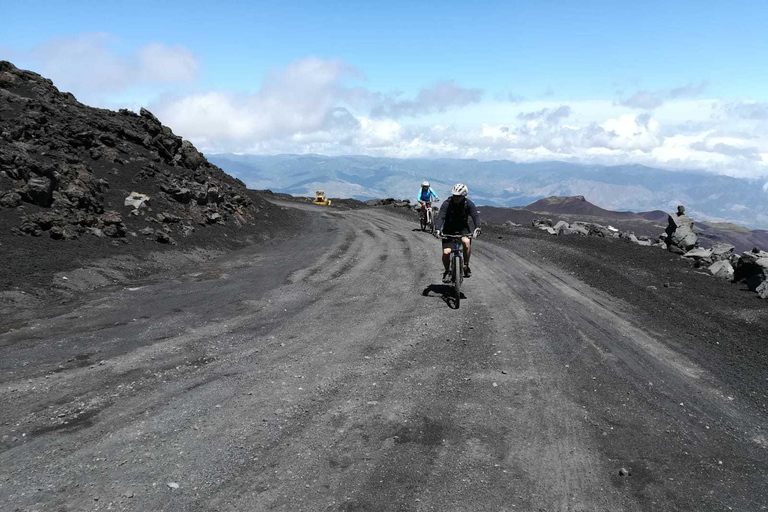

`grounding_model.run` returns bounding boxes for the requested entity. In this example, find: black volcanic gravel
[484,222,768,412]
